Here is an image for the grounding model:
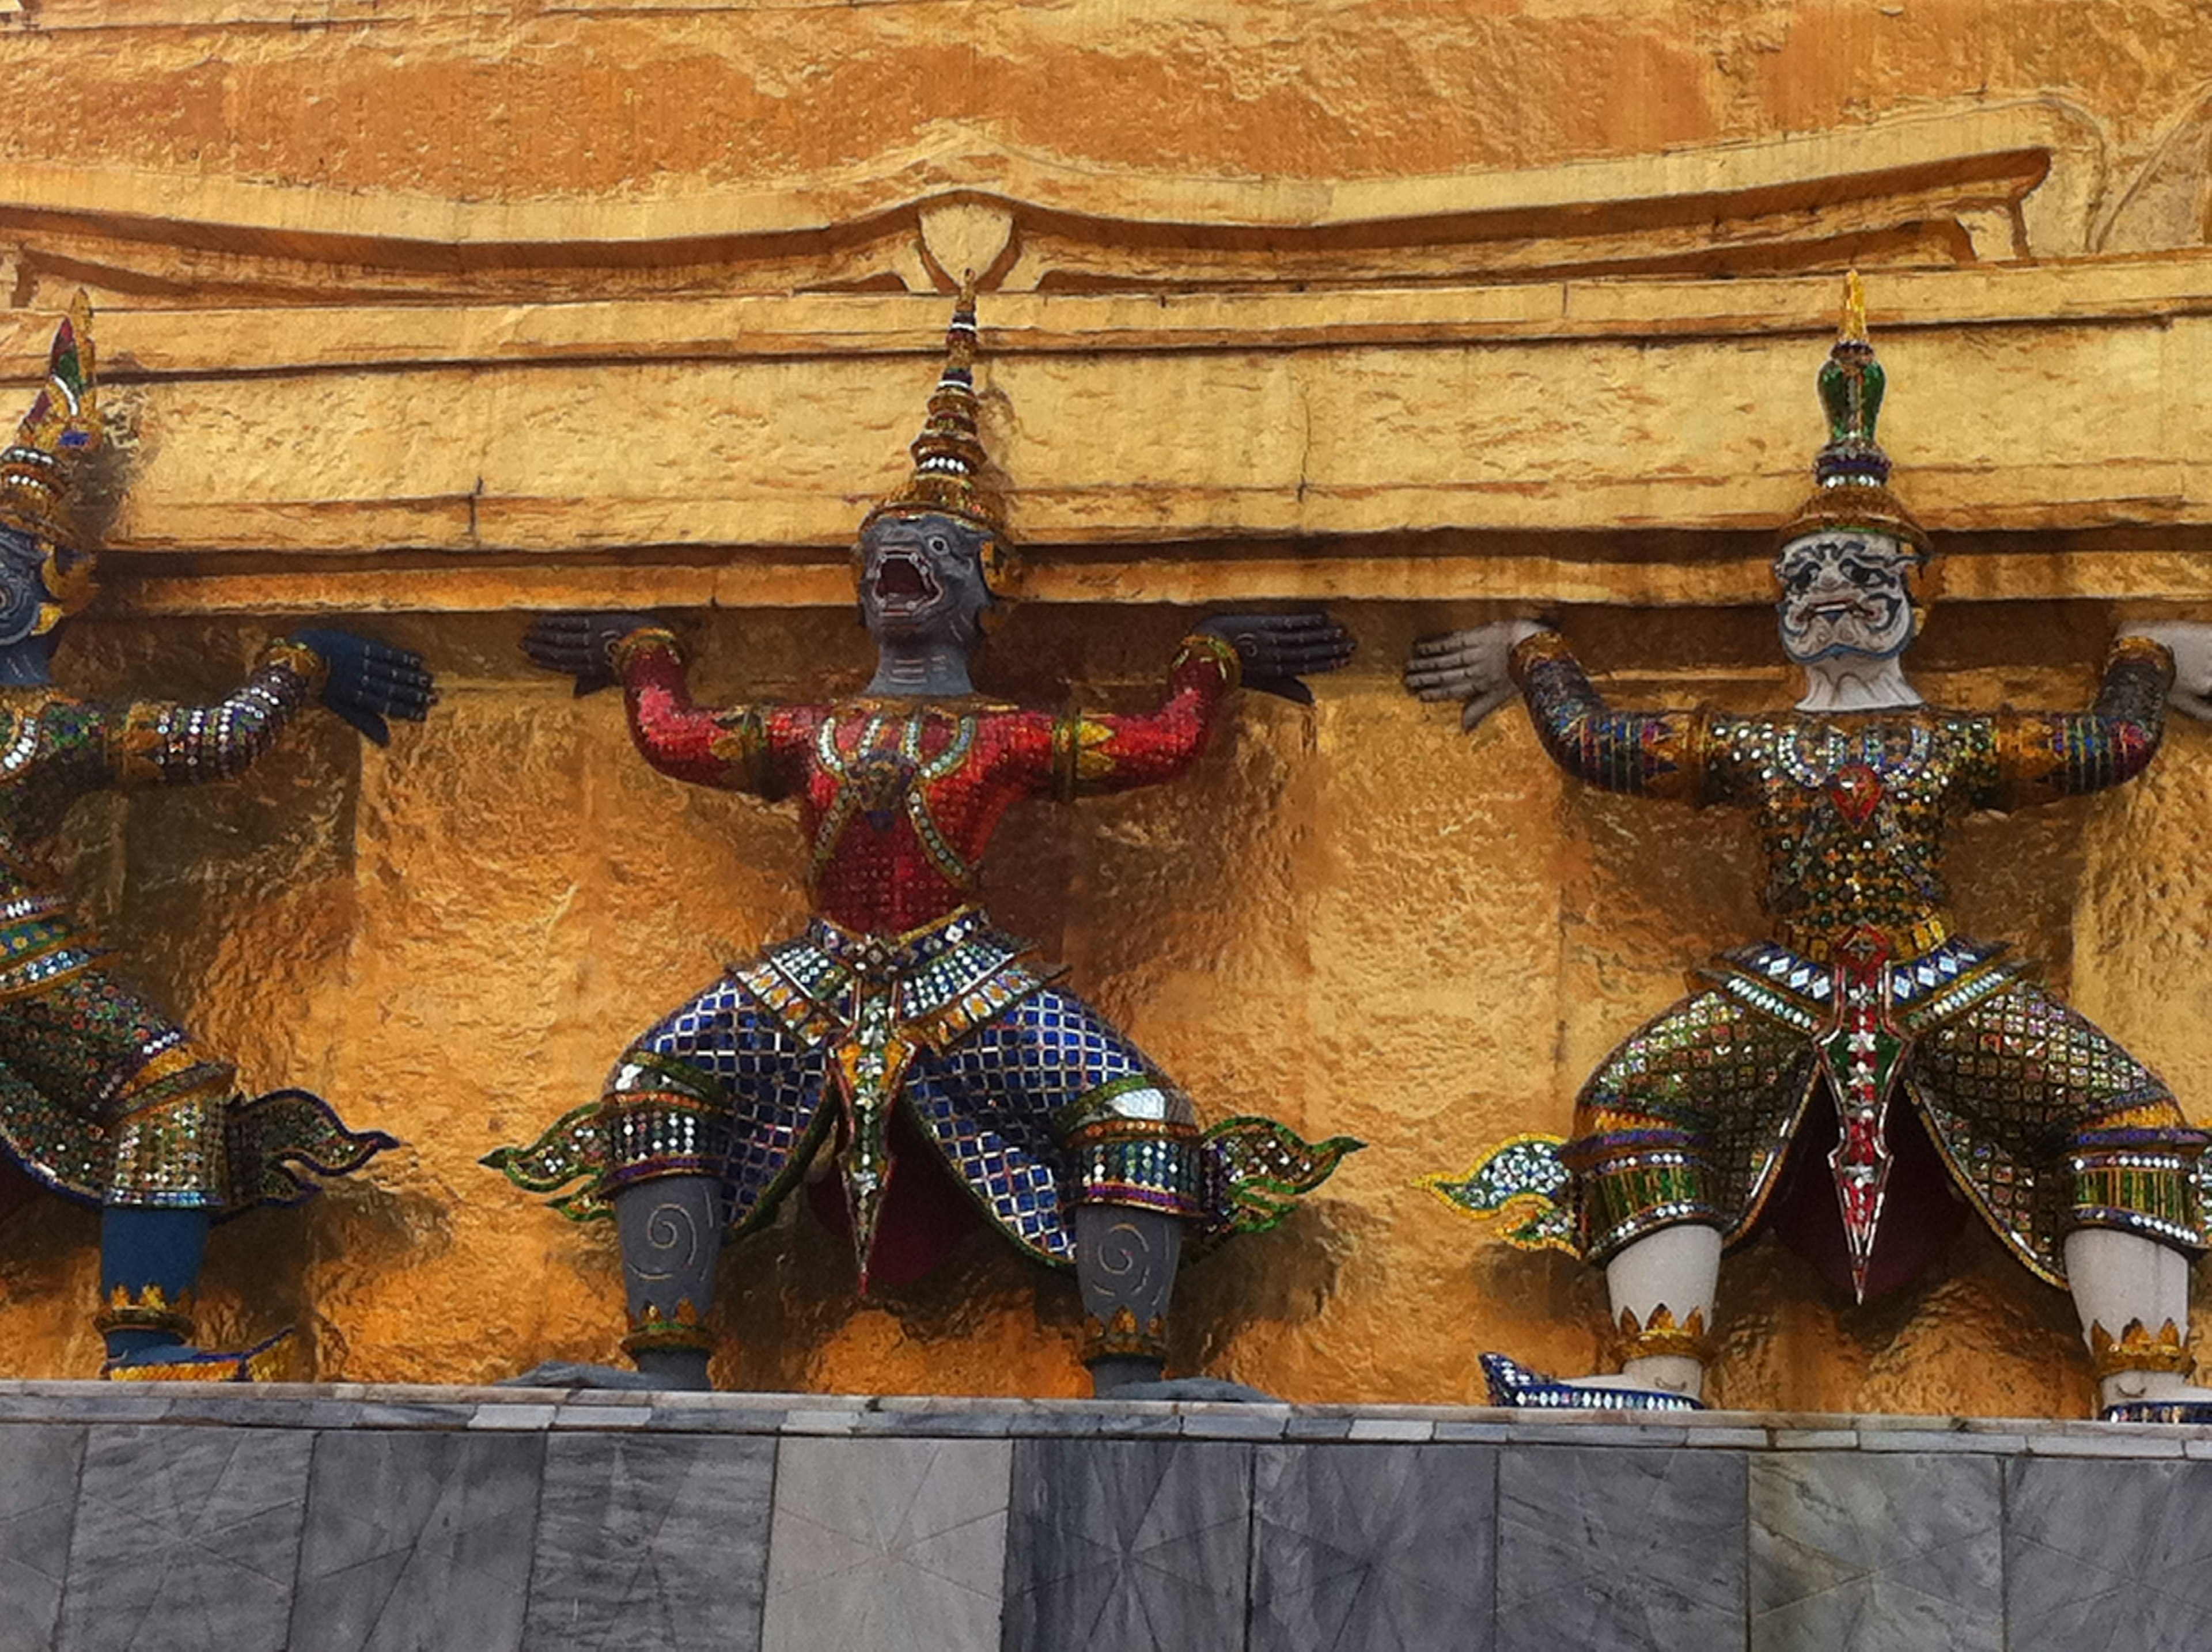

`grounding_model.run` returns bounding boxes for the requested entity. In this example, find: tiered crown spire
[0,293,101,551]
[865,279,1008,542]
[1775,272,1929,559]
